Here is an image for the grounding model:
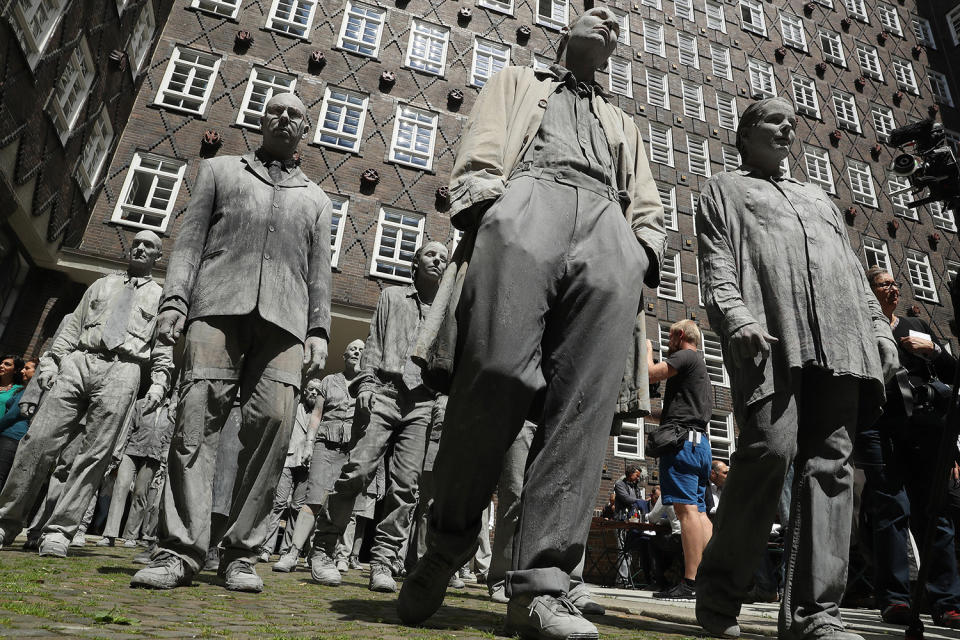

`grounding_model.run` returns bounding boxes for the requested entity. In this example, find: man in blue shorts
[646,319,714,600]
